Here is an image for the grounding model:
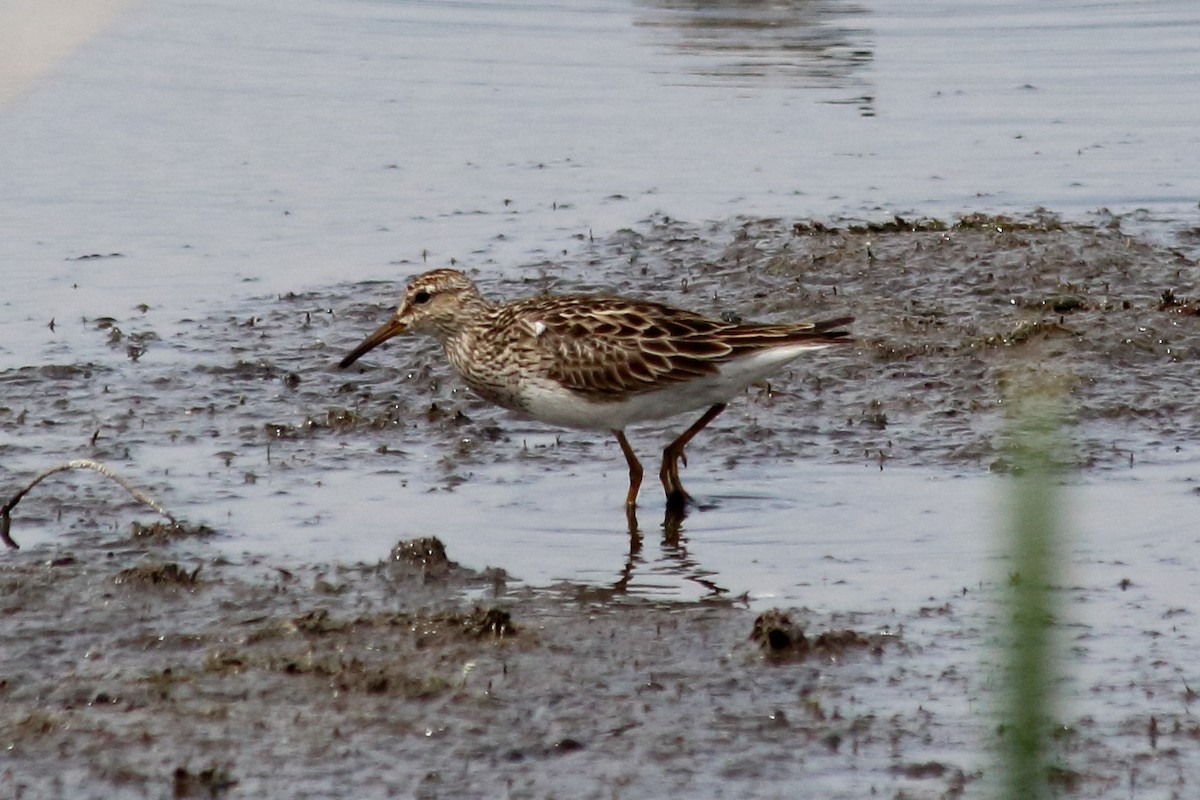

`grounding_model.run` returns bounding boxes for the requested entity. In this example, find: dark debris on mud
[113,560,202,587]
[750,608,891,662]
[130,519,216,544]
